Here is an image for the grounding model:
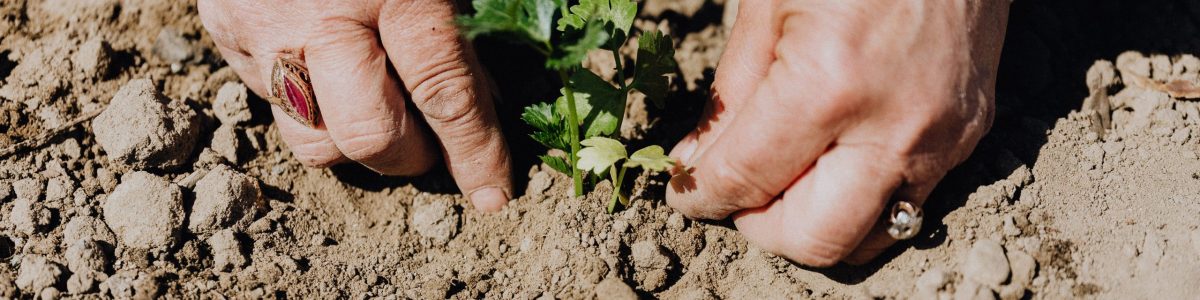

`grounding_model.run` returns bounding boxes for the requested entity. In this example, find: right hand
[198,0,513,211]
